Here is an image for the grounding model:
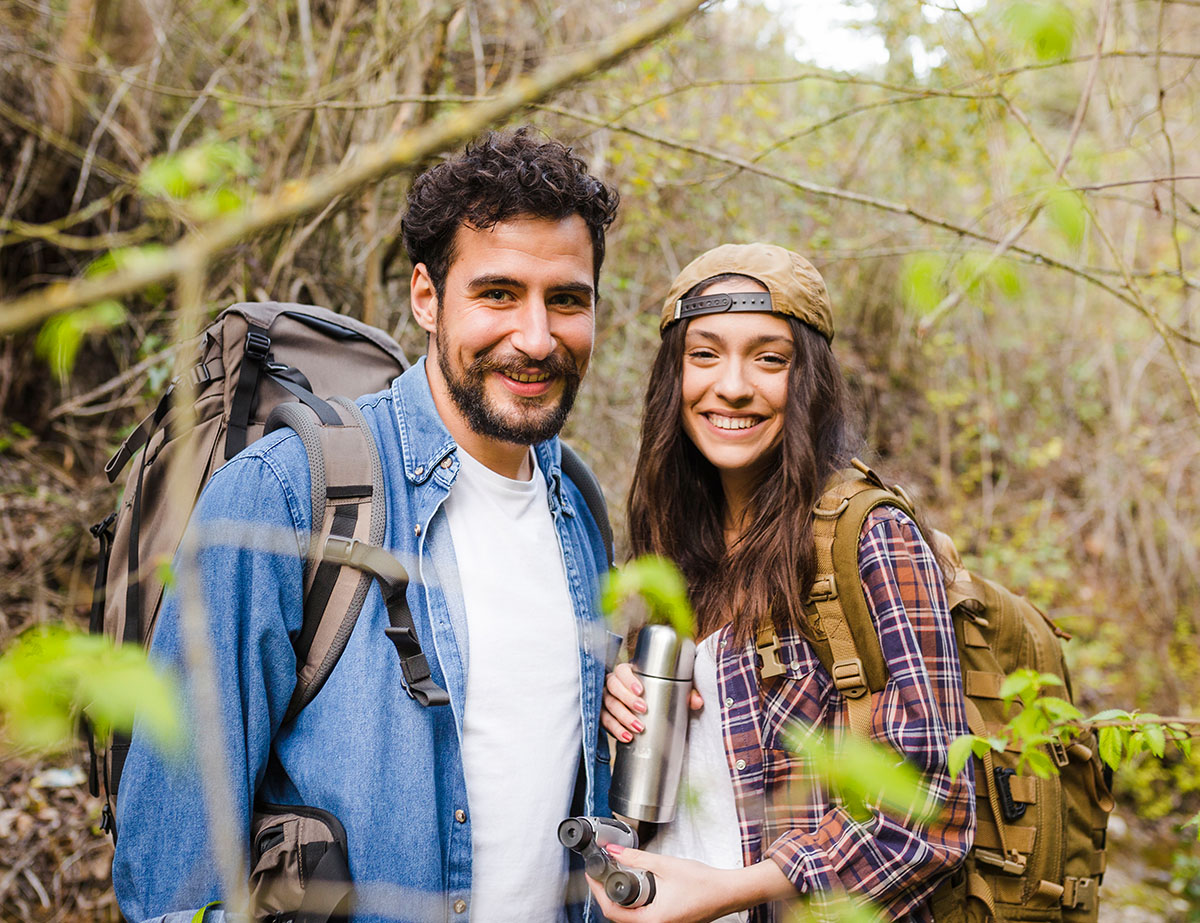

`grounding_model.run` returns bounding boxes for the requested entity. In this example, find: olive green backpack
[757,460,1114,922]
